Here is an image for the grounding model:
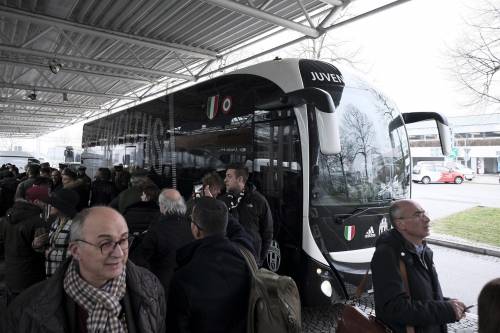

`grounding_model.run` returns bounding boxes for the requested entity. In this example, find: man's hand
[448,299,466,320]
[32,232,49,249]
